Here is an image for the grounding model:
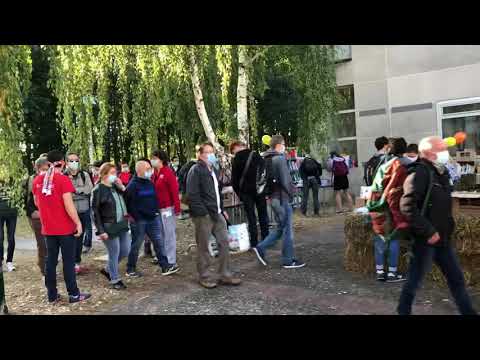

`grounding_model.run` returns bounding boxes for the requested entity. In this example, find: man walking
[397,136,477,315]
[252,135,305,269]
[65,152,94,268]
[124,160,174,277]
[299,154,322,216]
[230,140,269,247]
[32,150,91,304]
[187,142,242,289]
